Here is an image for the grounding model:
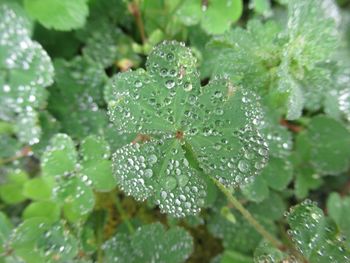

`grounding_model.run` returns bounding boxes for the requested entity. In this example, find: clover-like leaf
[287,200,350,262]
[108,41,268,217]
[23,0,89,31]
[0,3,54,144]
[203,0,340,120]
[80,135,116,192]
[103,223,193,263]
[41,134,77,178]
[0,170,29,204]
